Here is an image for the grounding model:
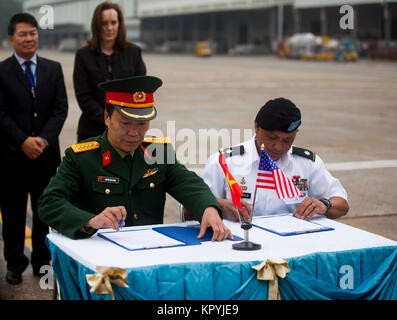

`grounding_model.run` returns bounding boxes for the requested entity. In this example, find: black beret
[255,98,301,132]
